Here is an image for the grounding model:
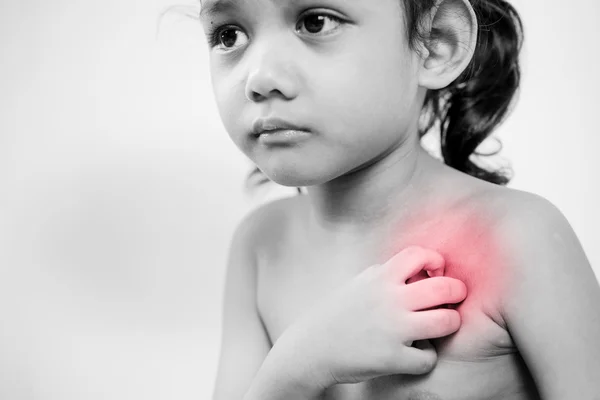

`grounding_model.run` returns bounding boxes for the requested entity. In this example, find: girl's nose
[244,39,300,102]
